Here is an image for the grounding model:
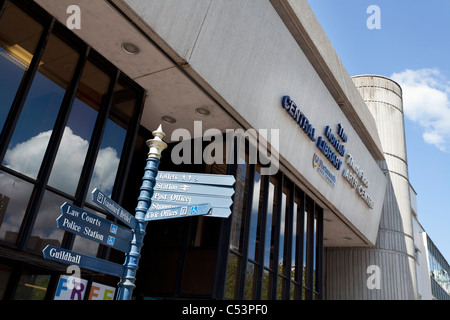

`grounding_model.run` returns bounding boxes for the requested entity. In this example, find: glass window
[86,80,136,202]
[27,190,67,251]
[225,253,240,299]
[313,208,319,297]
[244,262,256,300]
[3,33,79,179]
[0,170,34,244]
[277,275,287,300]
[71,208,106,257]
[302,197,310,299]
[261,269,273,300]
[291,188,303,300]
[0,3,43,131]
[229,162,249,252]
[13,271,51,300]
[278,181,290,277]
[0,265,12,299]
[247,166,263,261]
[48,60,109,195]
[263,176,277,269]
